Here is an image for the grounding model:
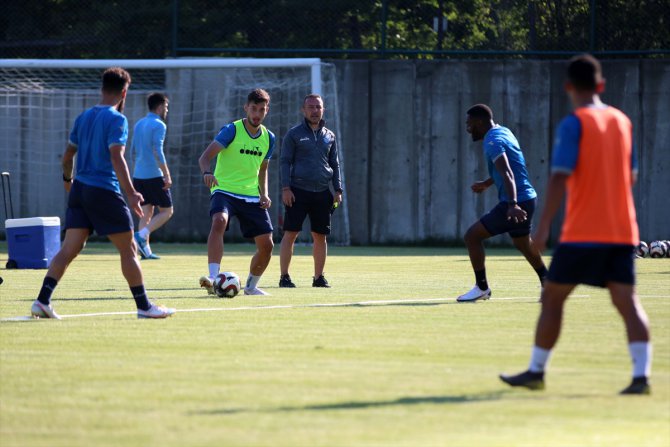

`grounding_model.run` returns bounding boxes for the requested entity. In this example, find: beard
[248,117,262,127]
